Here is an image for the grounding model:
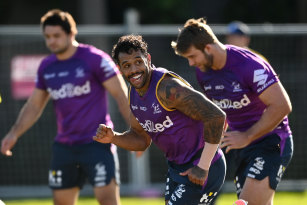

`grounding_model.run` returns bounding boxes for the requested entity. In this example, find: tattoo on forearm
[158,77,225,144]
